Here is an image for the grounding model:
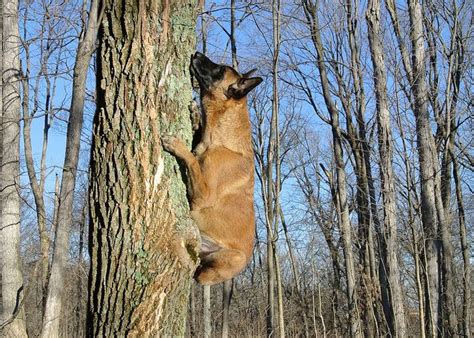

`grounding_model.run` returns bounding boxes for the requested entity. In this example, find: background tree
[0,0,28,334]
[41,0,101,335]
[366,0,407,334]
